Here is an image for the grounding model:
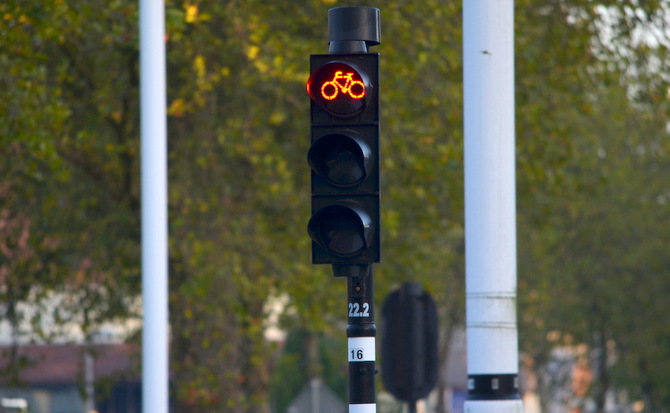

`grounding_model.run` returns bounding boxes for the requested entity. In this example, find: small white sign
[349,403,376,413]
[348,337,375,362]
